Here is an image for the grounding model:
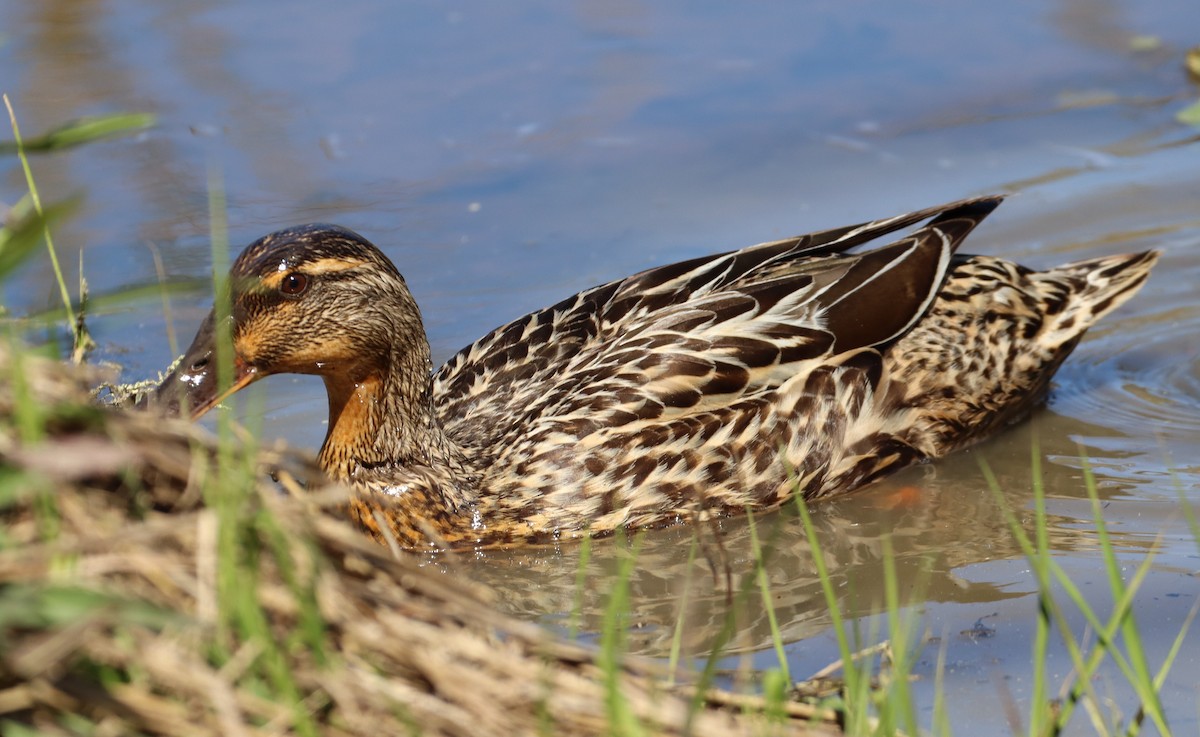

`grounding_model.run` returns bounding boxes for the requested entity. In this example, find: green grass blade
[568,527,593,640]
[666,533,700,683]
[258,509,328,667]
[683,520,788,733]
[745,506,790,683]
[598,530,647,737]
[1077,453,1169,736]
[0,112,155,154]
[1028,441,1050,737]
[3,95,77,345]
[996,444,1172,737]
[0,196,80,282]
[793,491,863,729]
[880,533,920,737]
[208,163,233,423]
[931,627,952,737]
[980,456,1097,737]
[1046,540,1160,735]
[1152,599,1199,693]
[13,276,209,327]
